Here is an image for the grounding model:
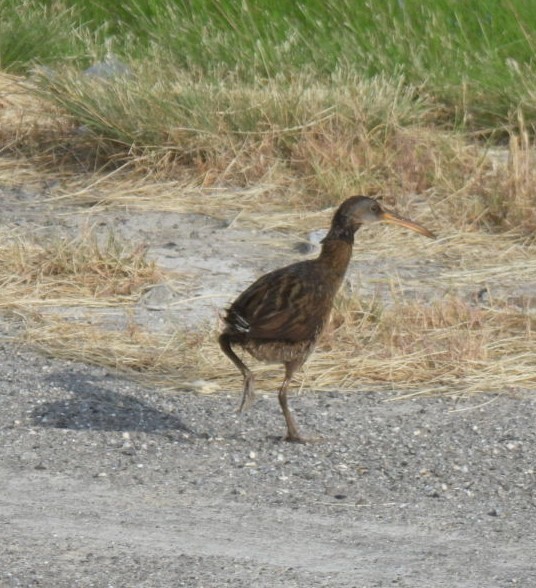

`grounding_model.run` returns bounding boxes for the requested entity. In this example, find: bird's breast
[244,336,318,365]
